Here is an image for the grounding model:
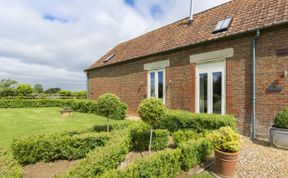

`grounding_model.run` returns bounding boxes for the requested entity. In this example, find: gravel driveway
[237,136,288,178]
